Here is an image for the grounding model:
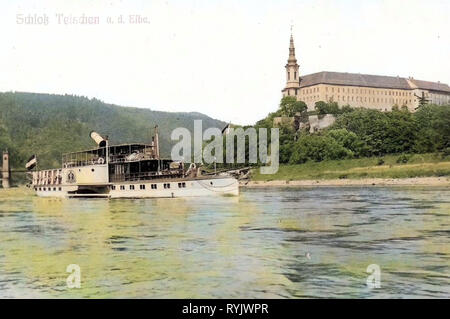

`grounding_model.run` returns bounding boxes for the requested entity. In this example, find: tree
[289,134,353,164]
[315,101,341,114]
[314,101,328,114]
[279,96,307,117]
[413,104,450,152]
[326,128,367,157]
[332,108,418,156]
